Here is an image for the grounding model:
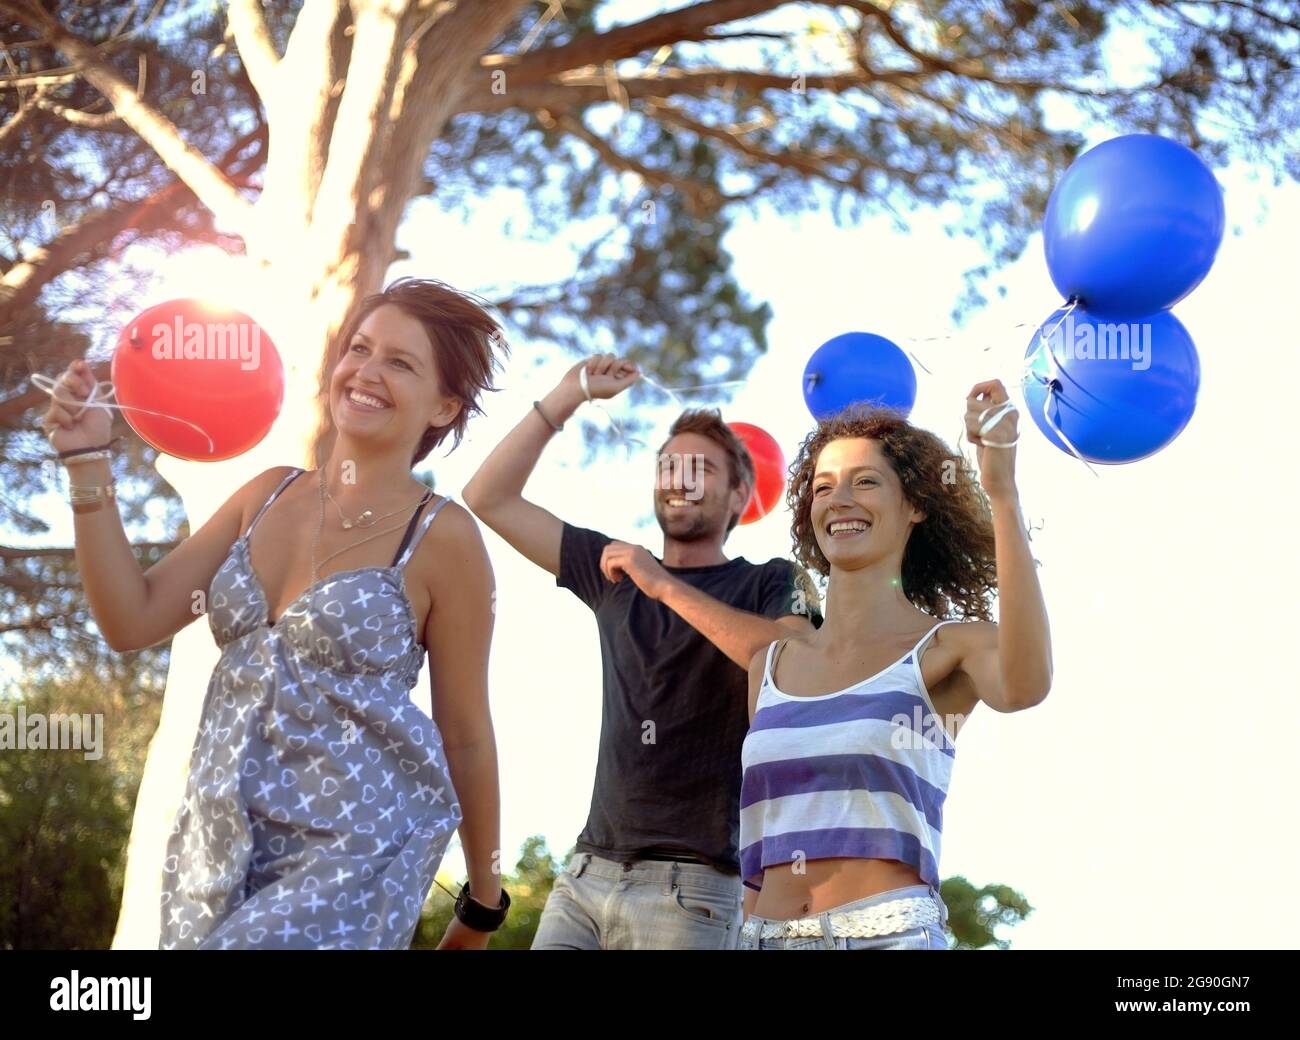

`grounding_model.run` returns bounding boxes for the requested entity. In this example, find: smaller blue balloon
[1043,134,1225,318]
[803,332,916,420]
[1022,305,1200,464]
